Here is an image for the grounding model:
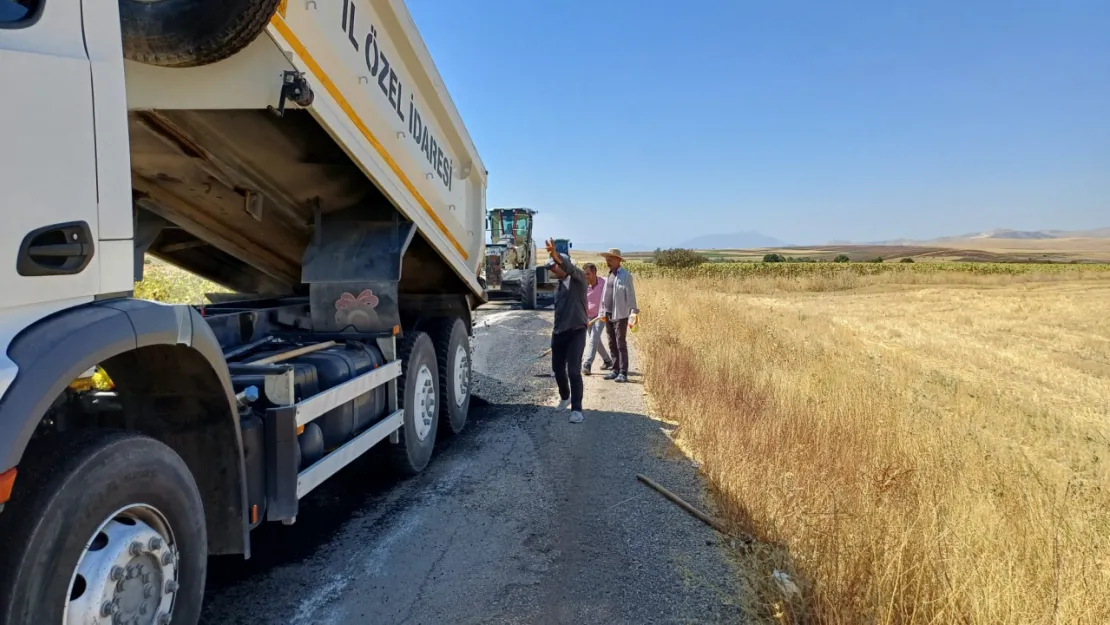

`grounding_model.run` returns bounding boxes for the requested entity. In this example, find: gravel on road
[199,304,744,625]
